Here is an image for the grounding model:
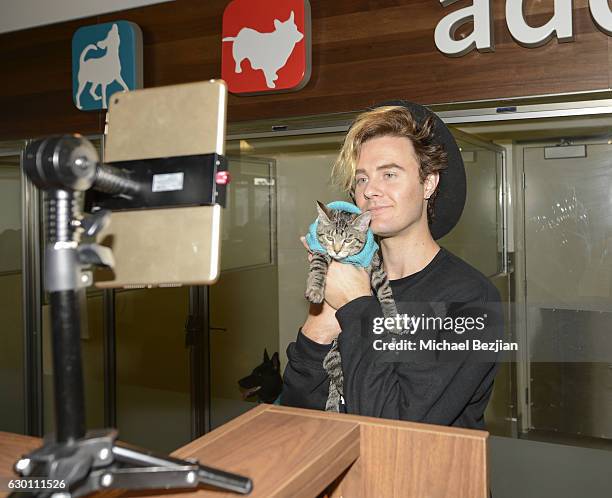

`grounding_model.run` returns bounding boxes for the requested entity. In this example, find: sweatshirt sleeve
[335,285,504,427]
[281,329,333,410]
